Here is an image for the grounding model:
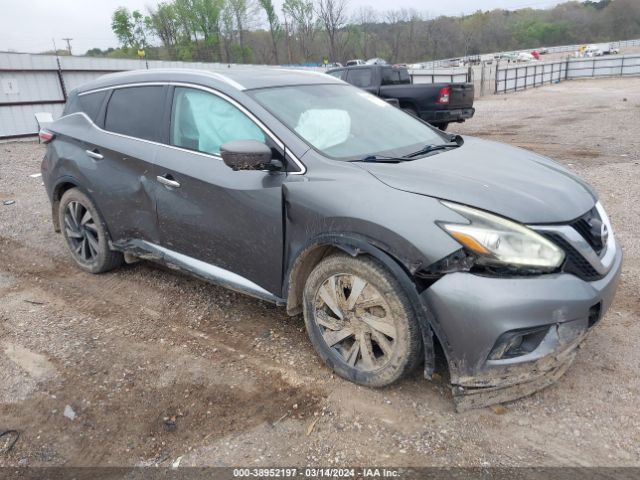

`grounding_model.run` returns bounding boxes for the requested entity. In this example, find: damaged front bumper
[420,245,623,412]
